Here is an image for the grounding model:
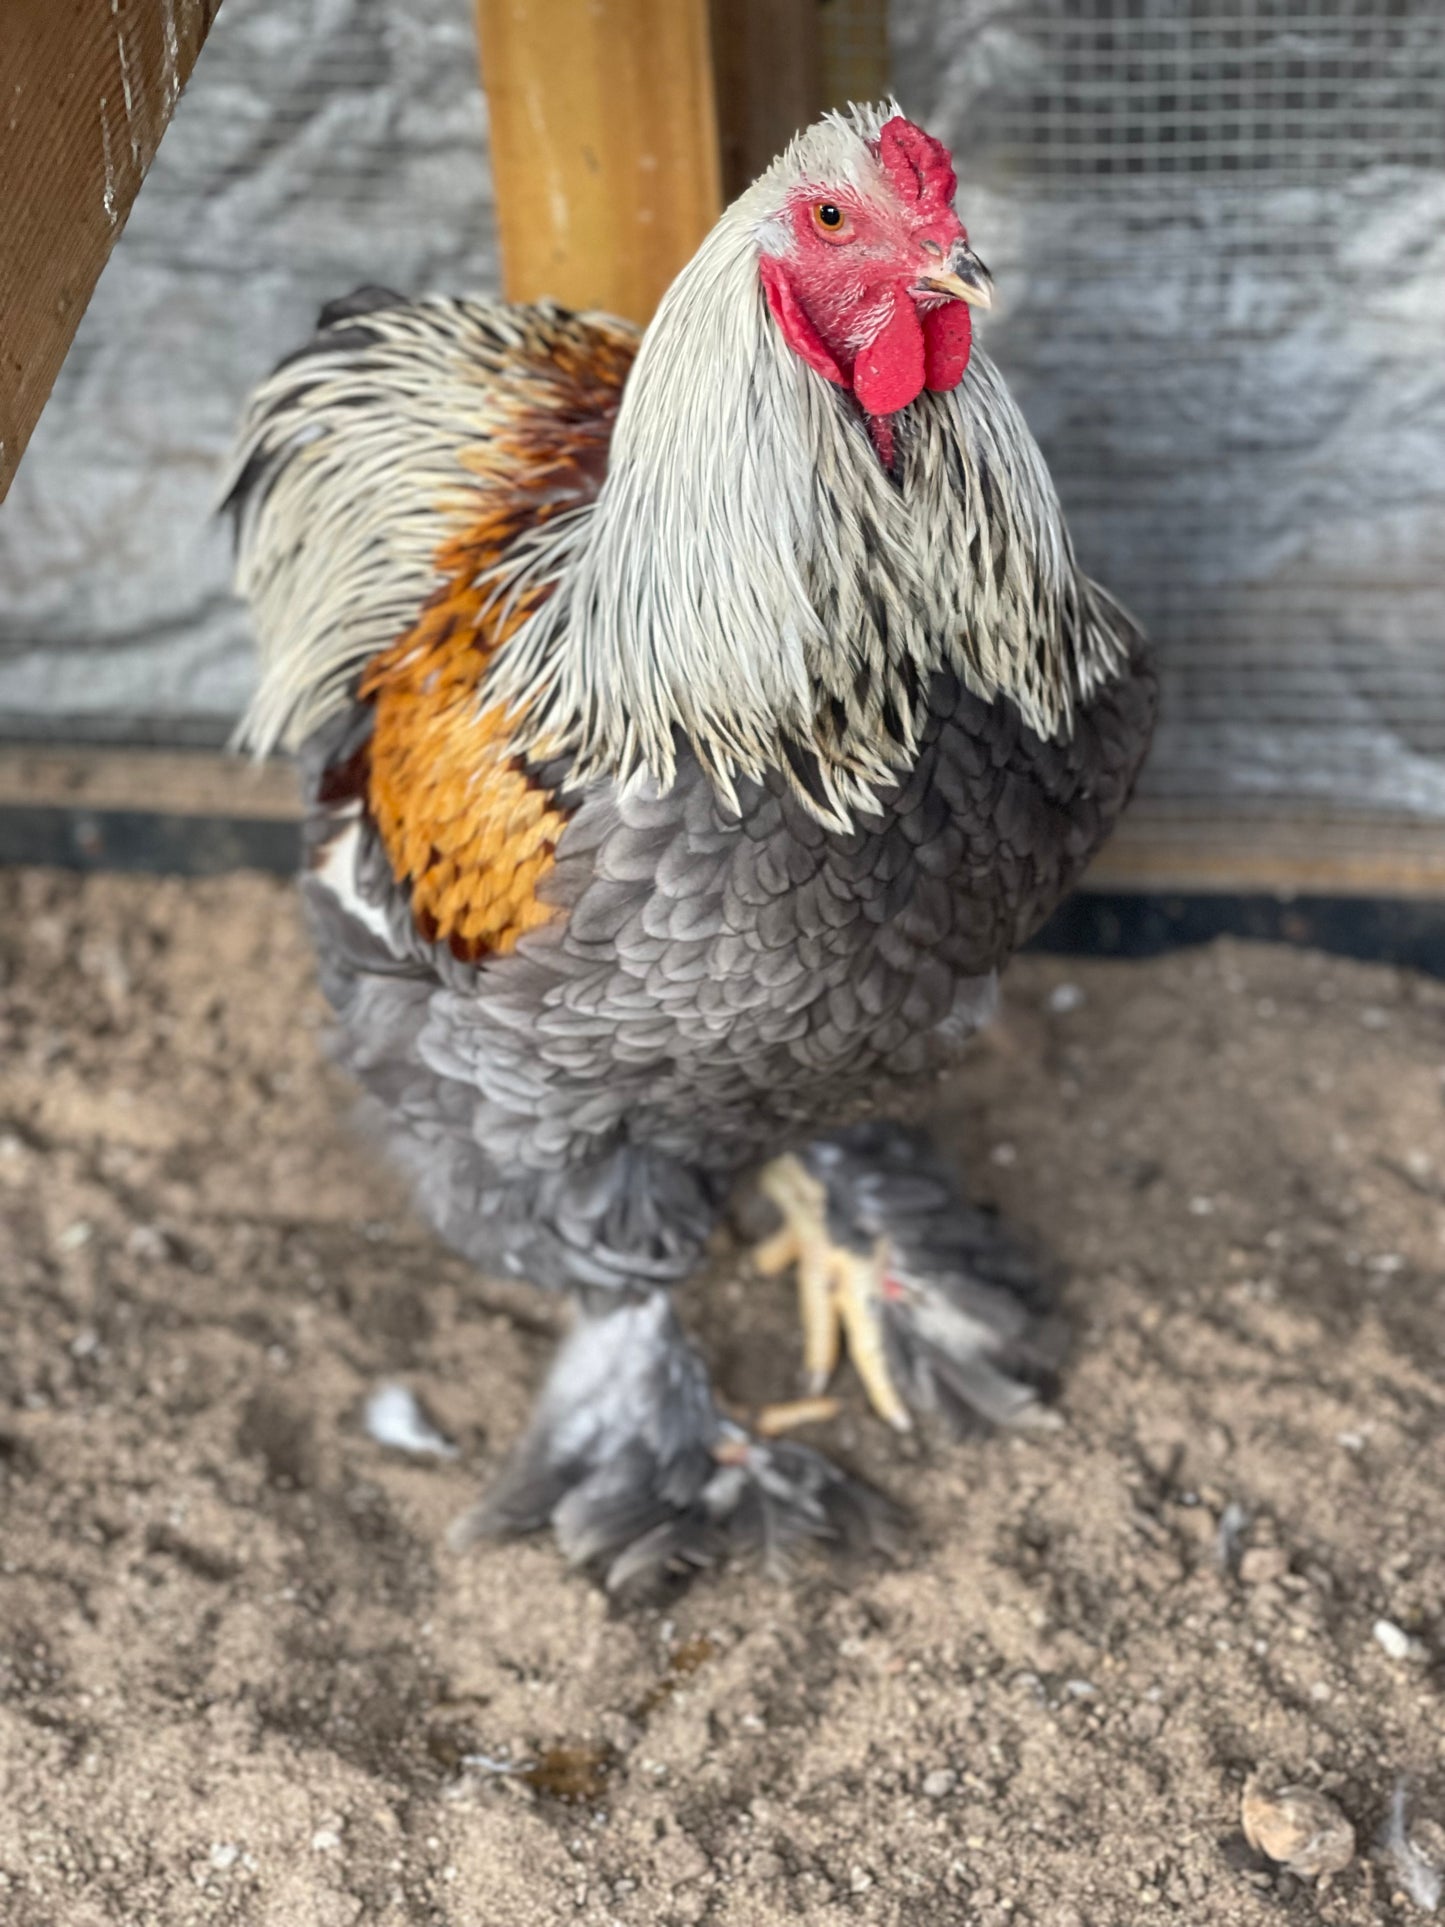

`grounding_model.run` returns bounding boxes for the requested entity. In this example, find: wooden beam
[708,0,892,208]
[6,751,1445,903]
[818,0,891,120]
[710,0,820,203]
[0,746,296,821]
[475,0,721,325]
[0,0,221,501]
[1084,808,1445,901]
